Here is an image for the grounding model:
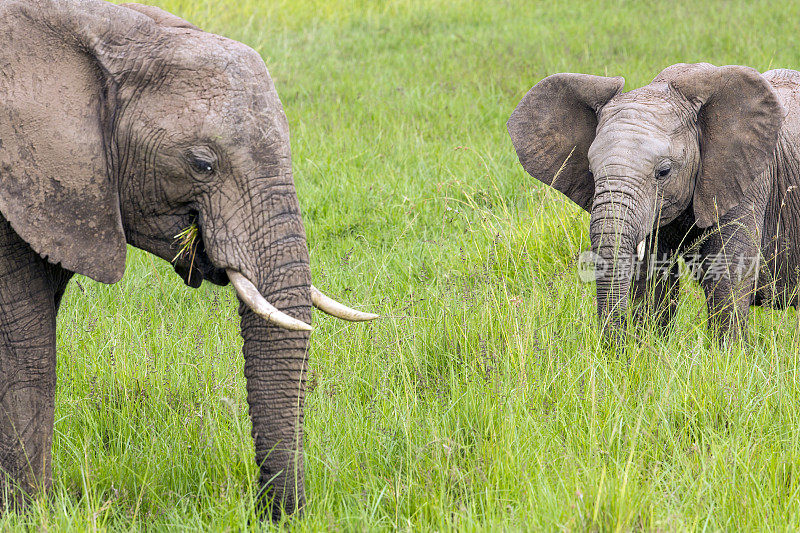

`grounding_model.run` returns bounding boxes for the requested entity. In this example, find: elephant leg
[0,216,70,508]
[698,223,761,346]
[630,241,681,334]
